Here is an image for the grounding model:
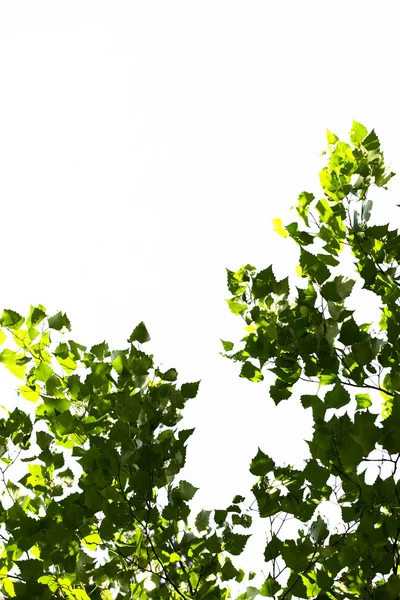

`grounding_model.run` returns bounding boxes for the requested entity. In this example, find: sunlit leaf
[350,120,368,145]
[272,218,288,238]
[0,309,24,329]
